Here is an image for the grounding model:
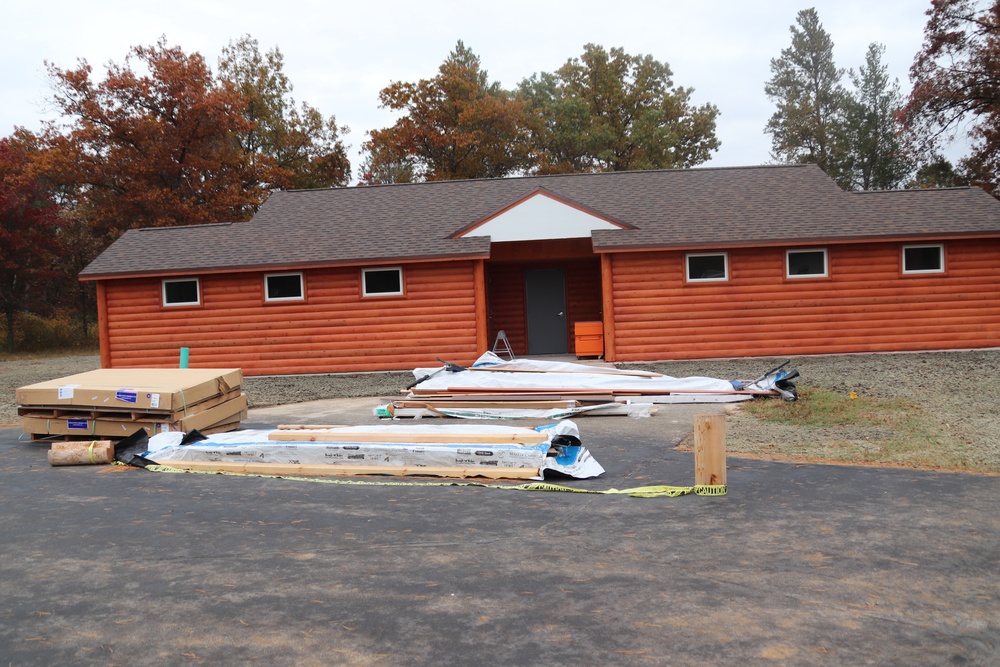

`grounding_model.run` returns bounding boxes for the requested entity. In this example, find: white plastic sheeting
[142,421,605,480]
[411,352,742,396]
